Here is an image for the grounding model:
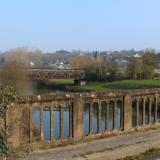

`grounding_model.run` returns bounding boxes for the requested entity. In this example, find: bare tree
[0,62,30,95]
